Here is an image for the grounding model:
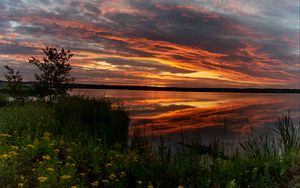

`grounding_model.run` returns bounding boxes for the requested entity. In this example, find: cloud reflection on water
[72,89,300,144]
